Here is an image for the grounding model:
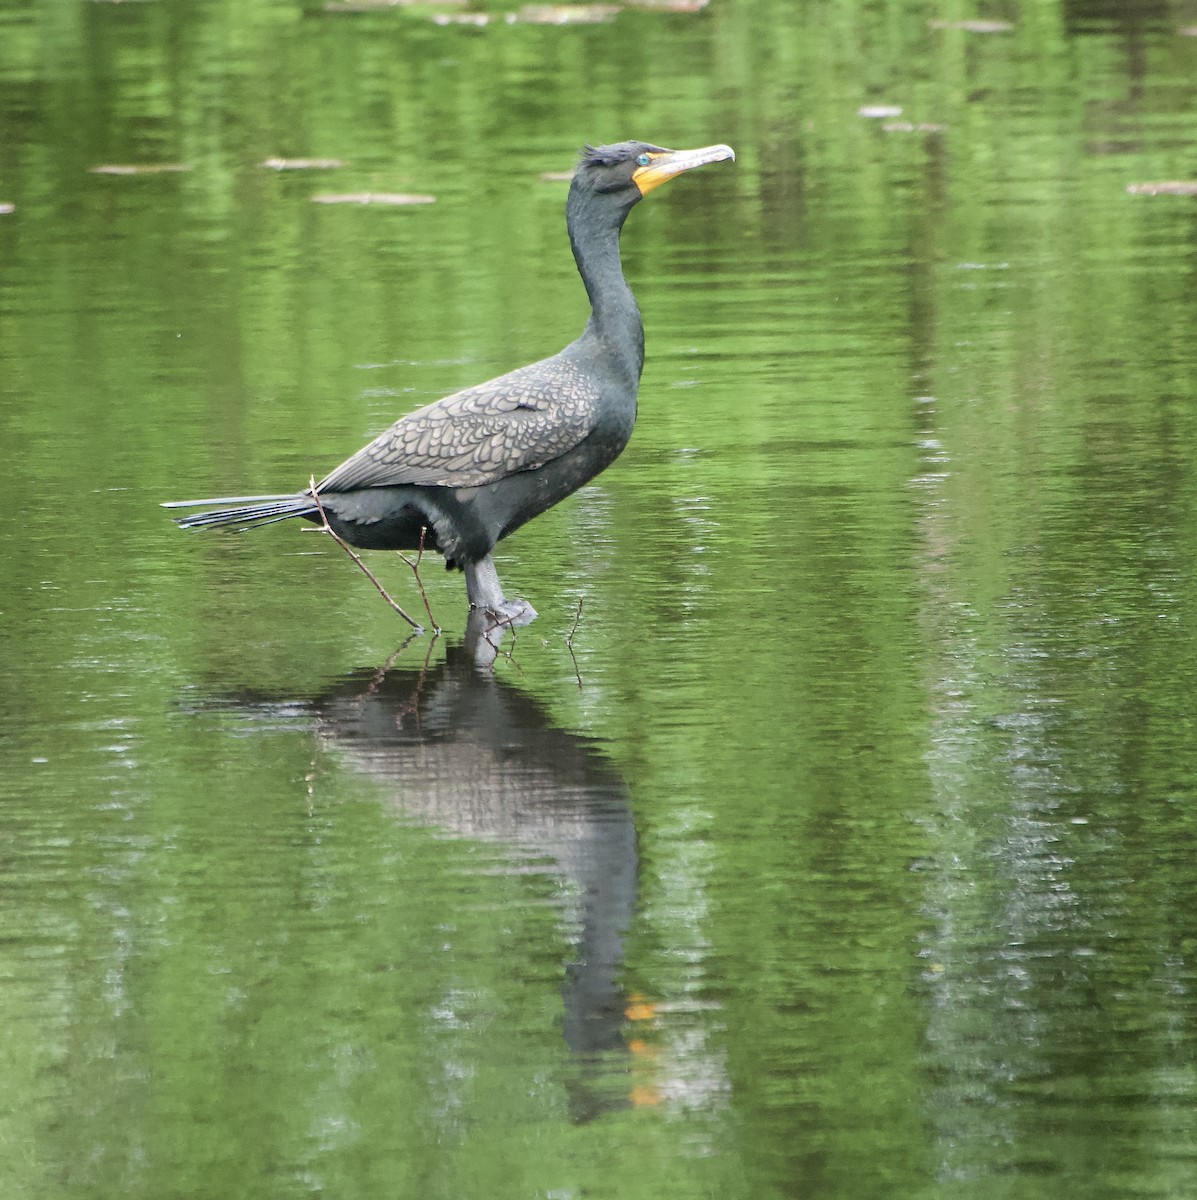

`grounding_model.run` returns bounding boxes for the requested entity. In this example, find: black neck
[567,187,644,388]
